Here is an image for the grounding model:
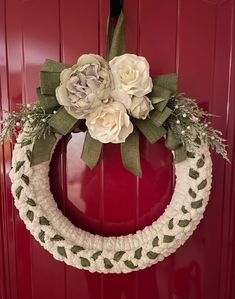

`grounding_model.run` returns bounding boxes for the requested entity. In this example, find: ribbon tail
[81,132,103,169]
[174,144,187,163]
[121,129,142,177]
[31,133,57,166]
